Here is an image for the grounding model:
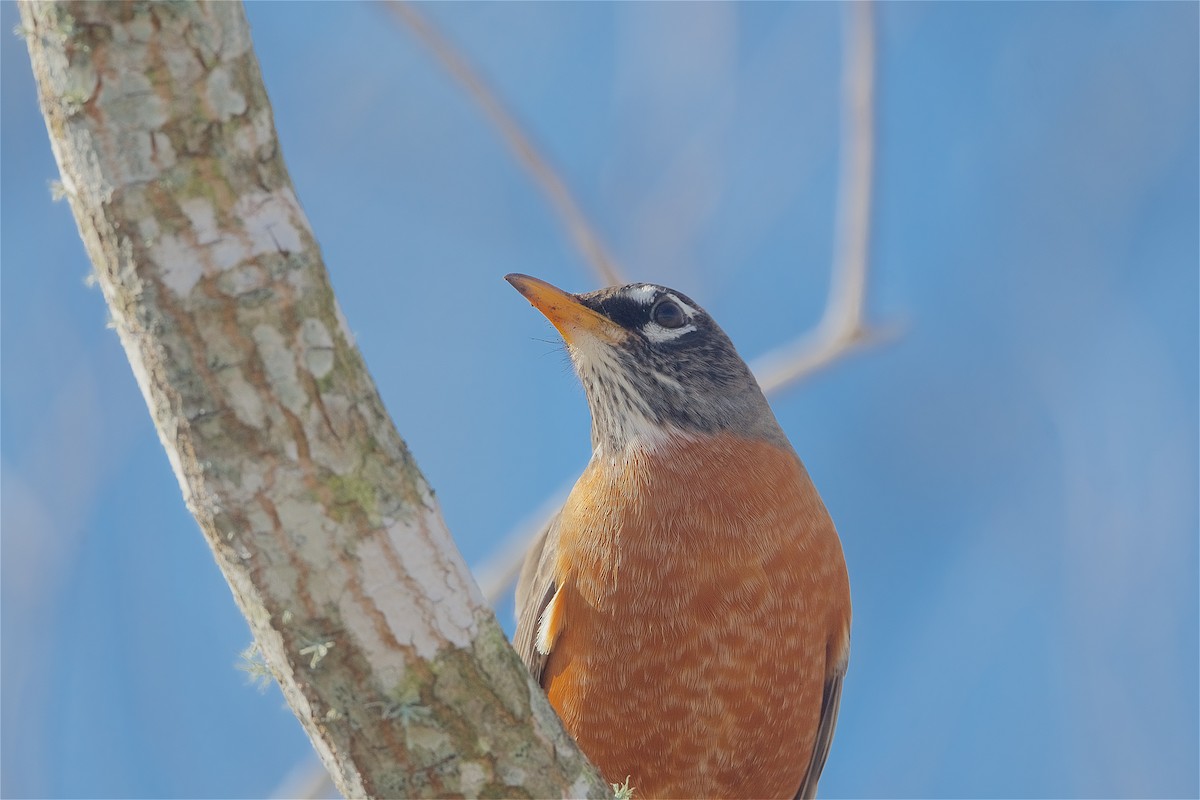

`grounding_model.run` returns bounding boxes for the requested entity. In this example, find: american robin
[506,274,851,799]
